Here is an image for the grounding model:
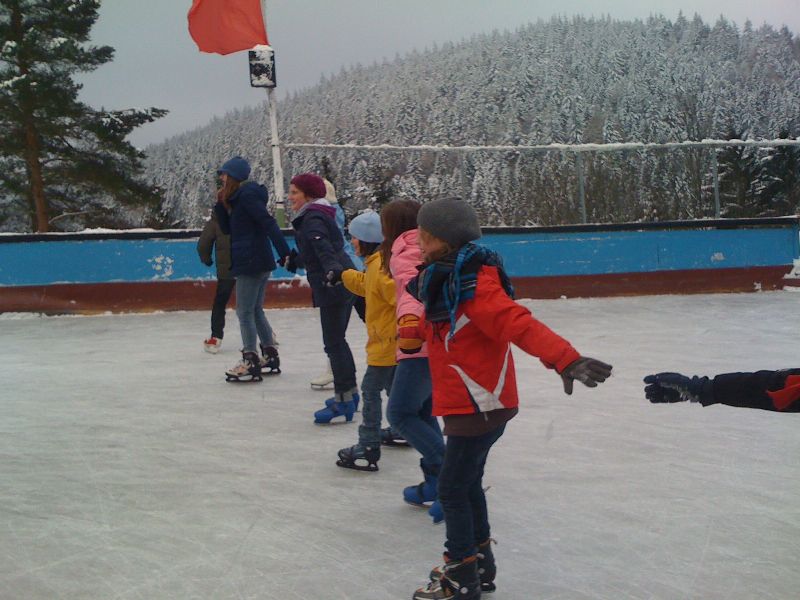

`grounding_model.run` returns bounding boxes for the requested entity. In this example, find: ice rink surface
[1,292,798,600]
